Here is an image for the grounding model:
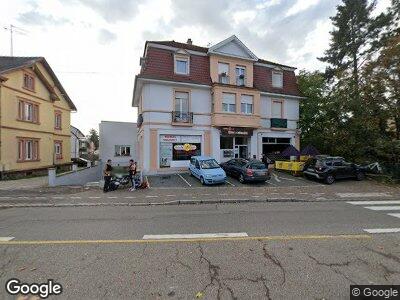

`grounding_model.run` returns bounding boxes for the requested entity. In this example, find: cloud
[67,0,144,23]
[17,10,70,26]
[98,28,117,44]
